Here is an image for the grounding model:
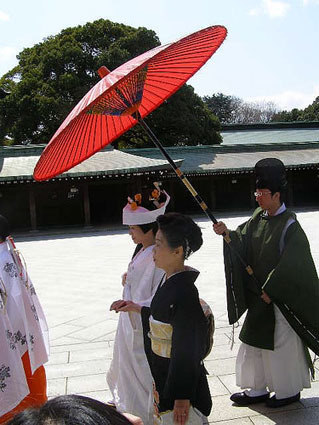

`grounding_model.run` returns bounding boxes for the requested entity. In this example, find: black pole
[136,114,218,224]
